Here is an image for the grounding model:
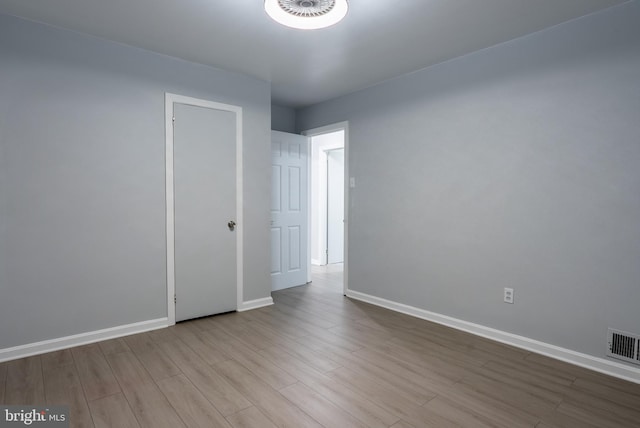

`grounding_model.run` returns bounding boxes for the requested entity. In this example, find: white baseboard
[238,297,274,312]
[0,318,169,363]
[346,289,640,385]
[0,297,274,363]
